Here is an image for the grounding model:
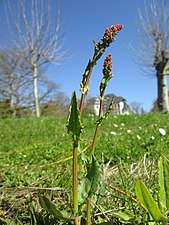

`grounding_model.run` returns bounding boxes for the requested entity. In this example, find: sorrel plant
[39,24,169,225]
[39,24,123,225]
